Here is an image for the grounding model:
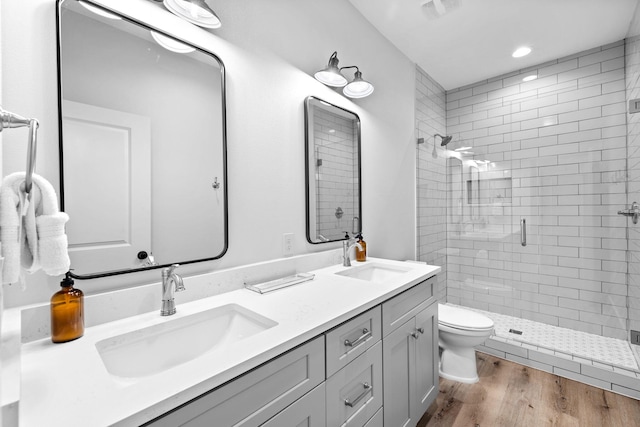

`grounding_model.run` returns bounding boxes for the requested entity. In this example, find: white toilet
[438,304,494,384]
